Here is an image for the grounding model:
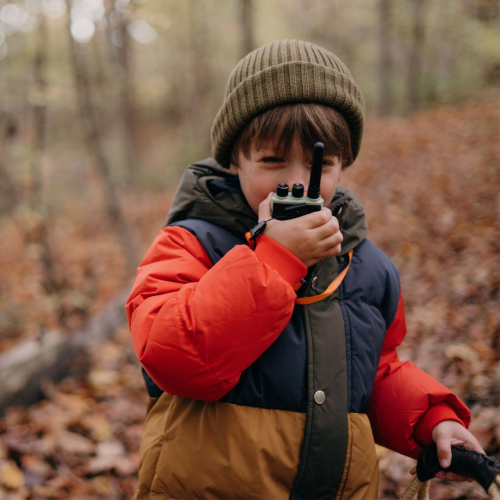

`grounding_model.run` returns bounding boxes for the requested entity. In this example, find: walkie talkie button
[276,183,289,197]
[292,183,304,198]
